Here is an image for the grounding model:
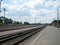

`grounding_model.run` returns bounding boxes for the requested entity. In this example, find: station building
[52,20,60,27]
